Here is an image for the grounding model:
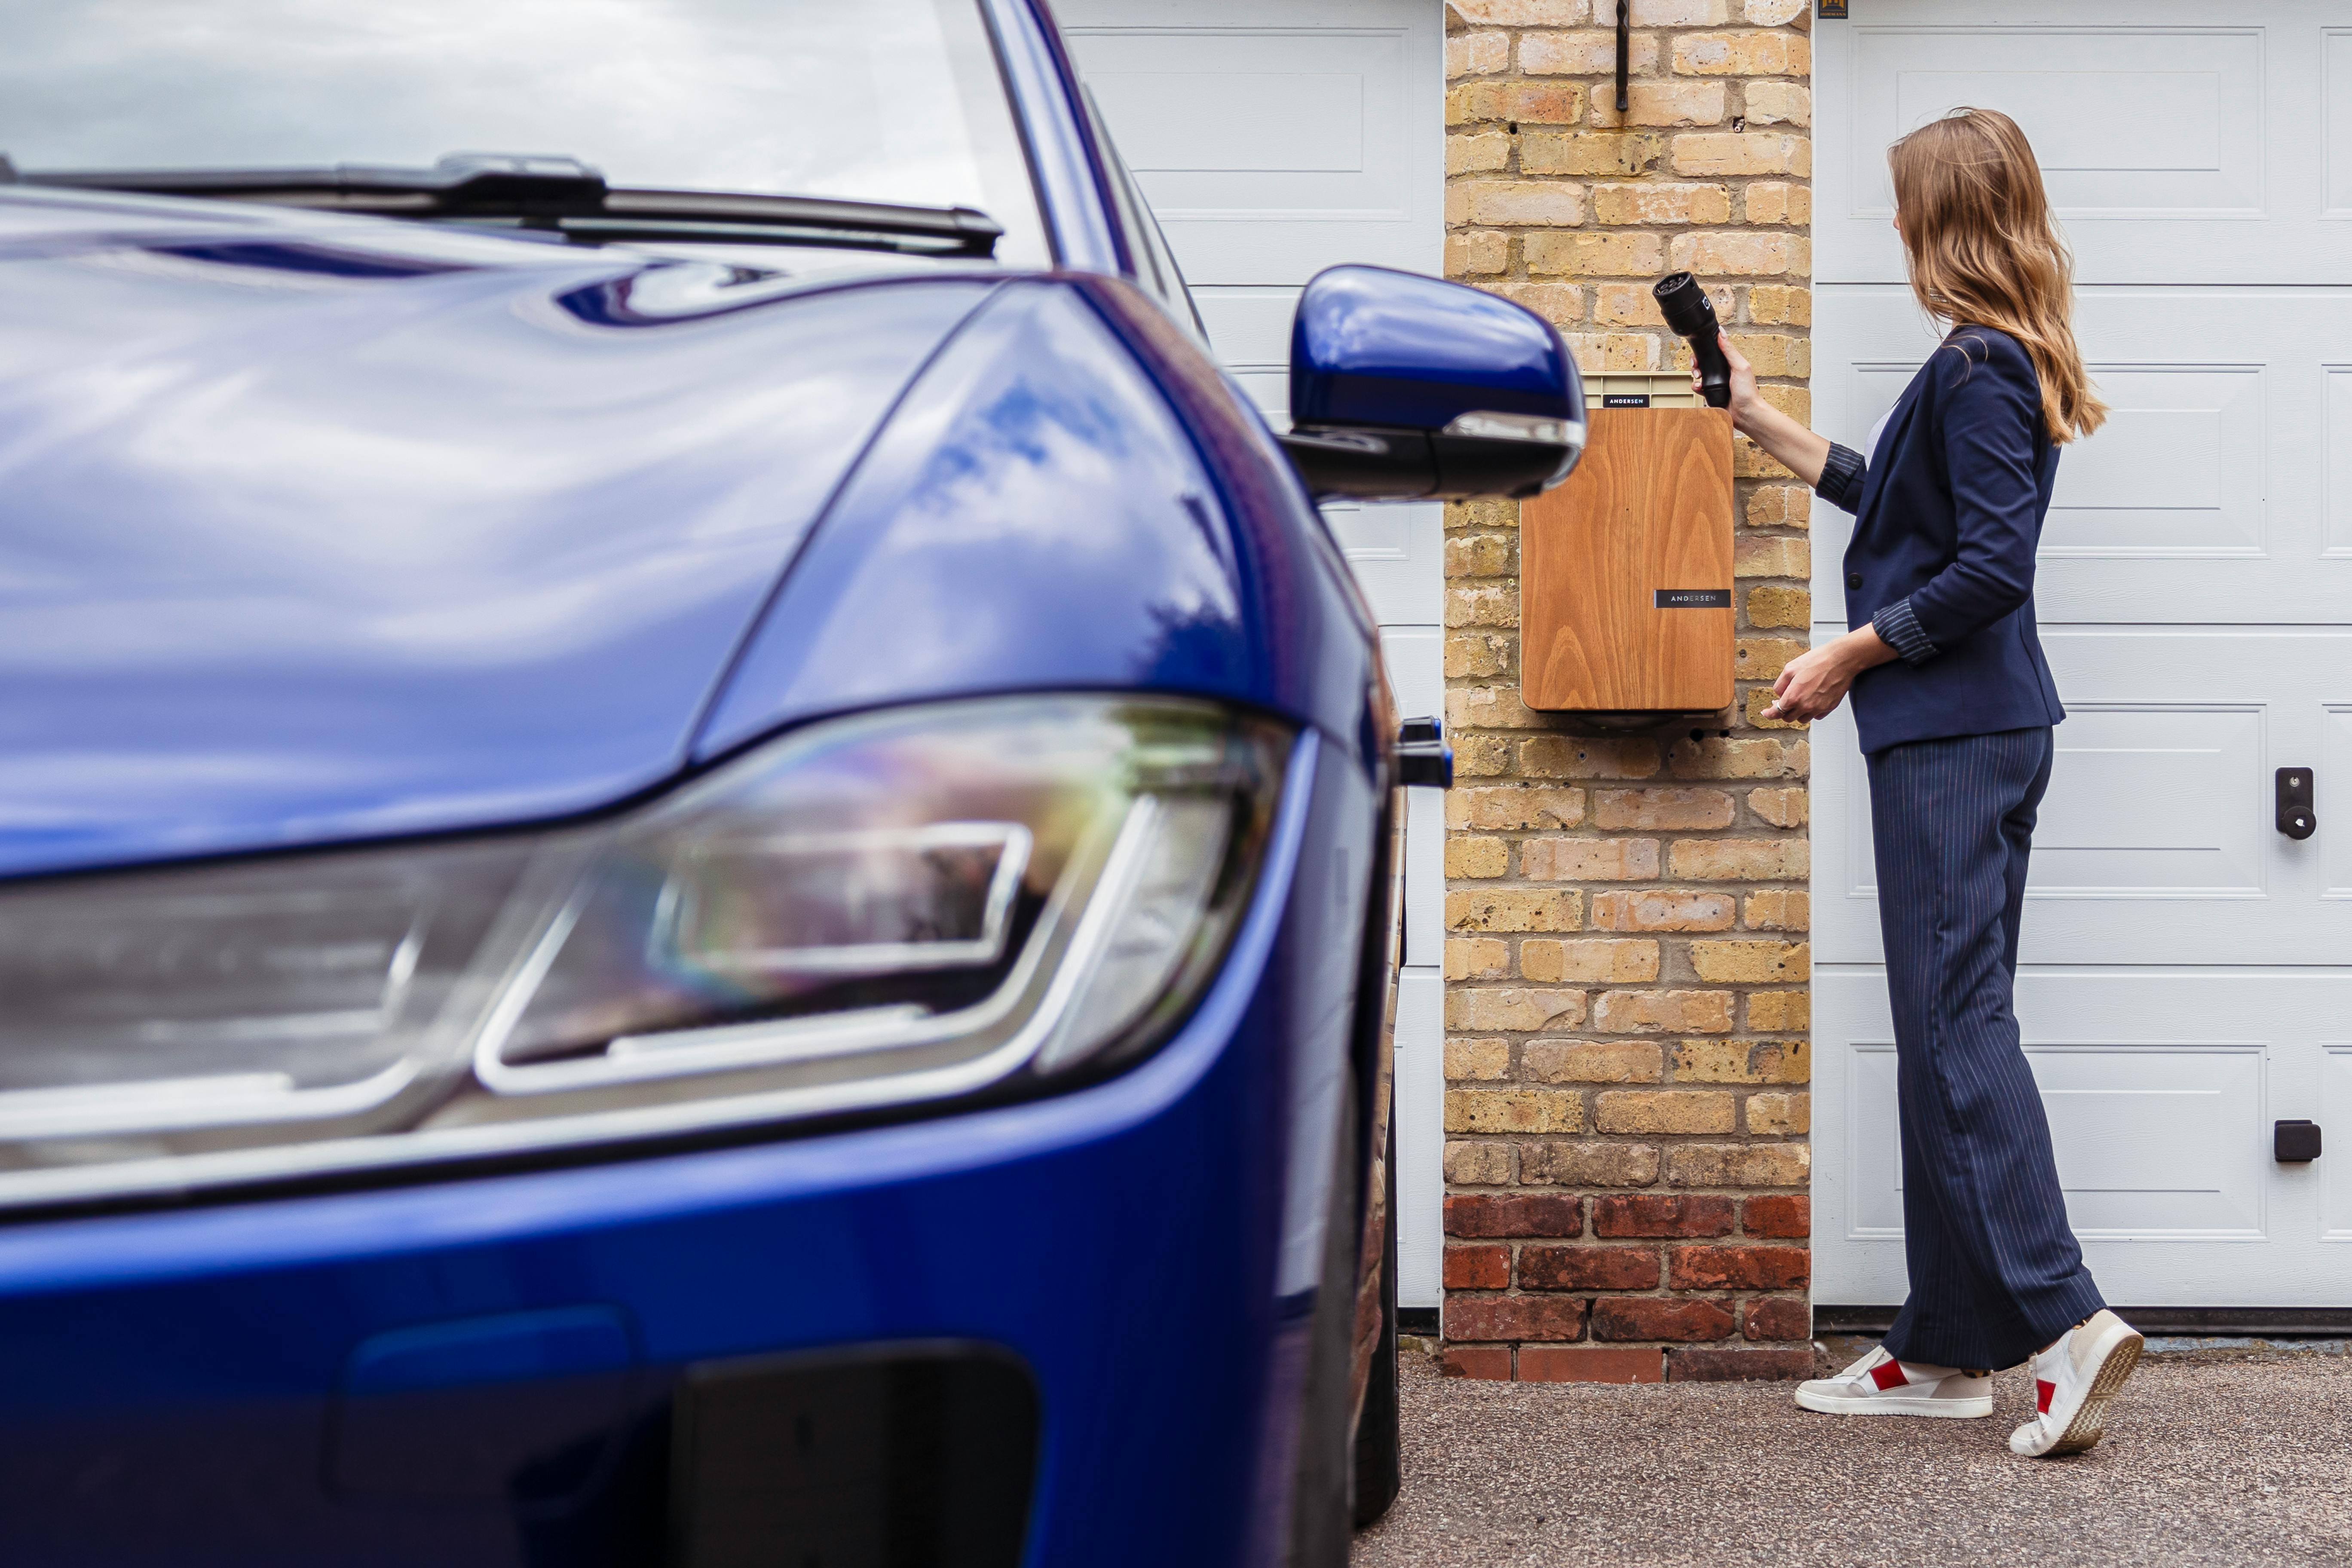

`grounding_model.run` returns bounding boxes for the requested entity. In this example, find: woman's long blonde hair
[1890,108,2106,444]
